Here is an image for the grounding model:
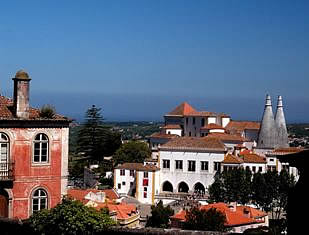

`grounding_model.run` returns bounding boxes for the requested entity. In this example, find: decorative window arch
[33,133,49,163]
[31,188,48,213]
[0,133,10,172]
